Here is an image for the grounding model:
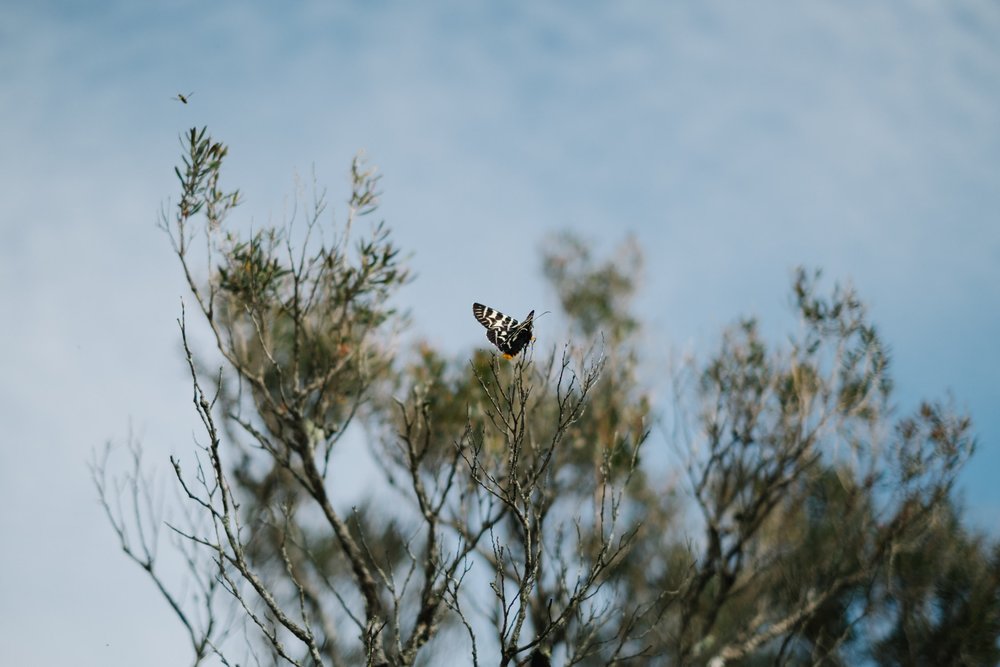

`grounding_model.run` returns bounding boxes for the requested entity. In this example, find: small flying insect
[174,91,194,104]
